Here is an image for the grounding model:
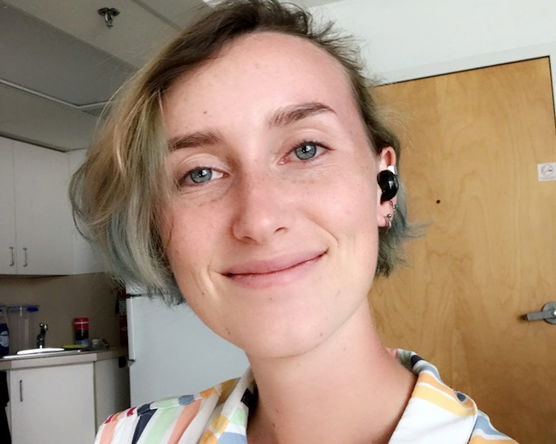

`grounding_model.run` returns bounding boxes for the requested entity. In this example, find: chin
[243,334,327,361]
[230,309,343,361]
